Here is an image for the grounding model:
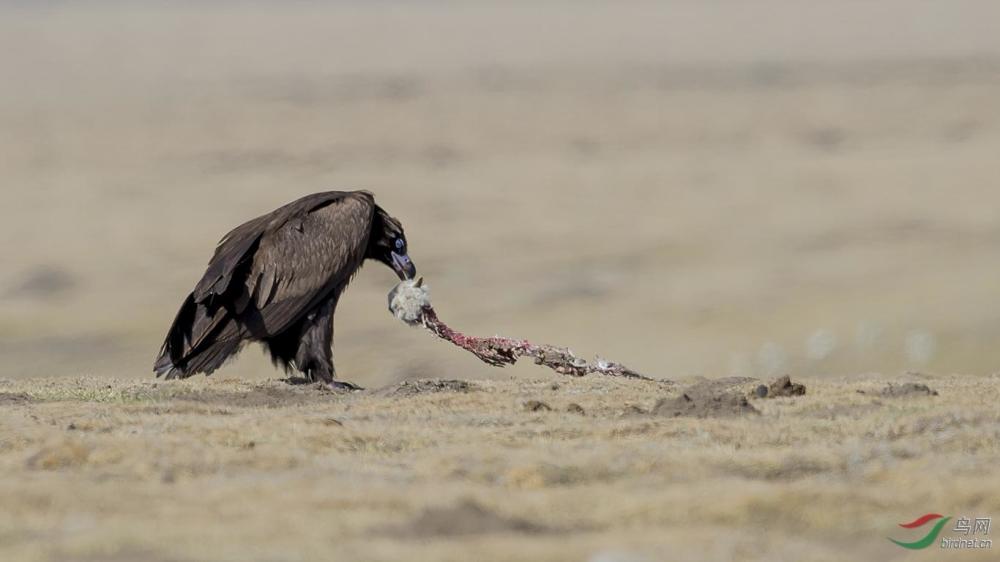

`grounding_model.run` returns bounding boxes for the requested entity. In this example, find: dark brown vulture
[154,190,416,389]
